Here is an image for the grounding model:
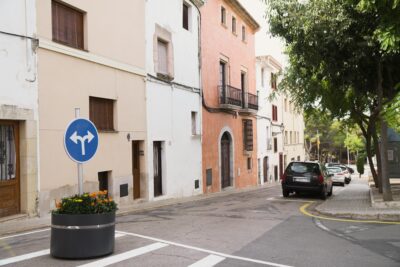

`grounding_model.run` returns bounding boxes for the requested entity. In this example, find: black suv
[282,162,333,200]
